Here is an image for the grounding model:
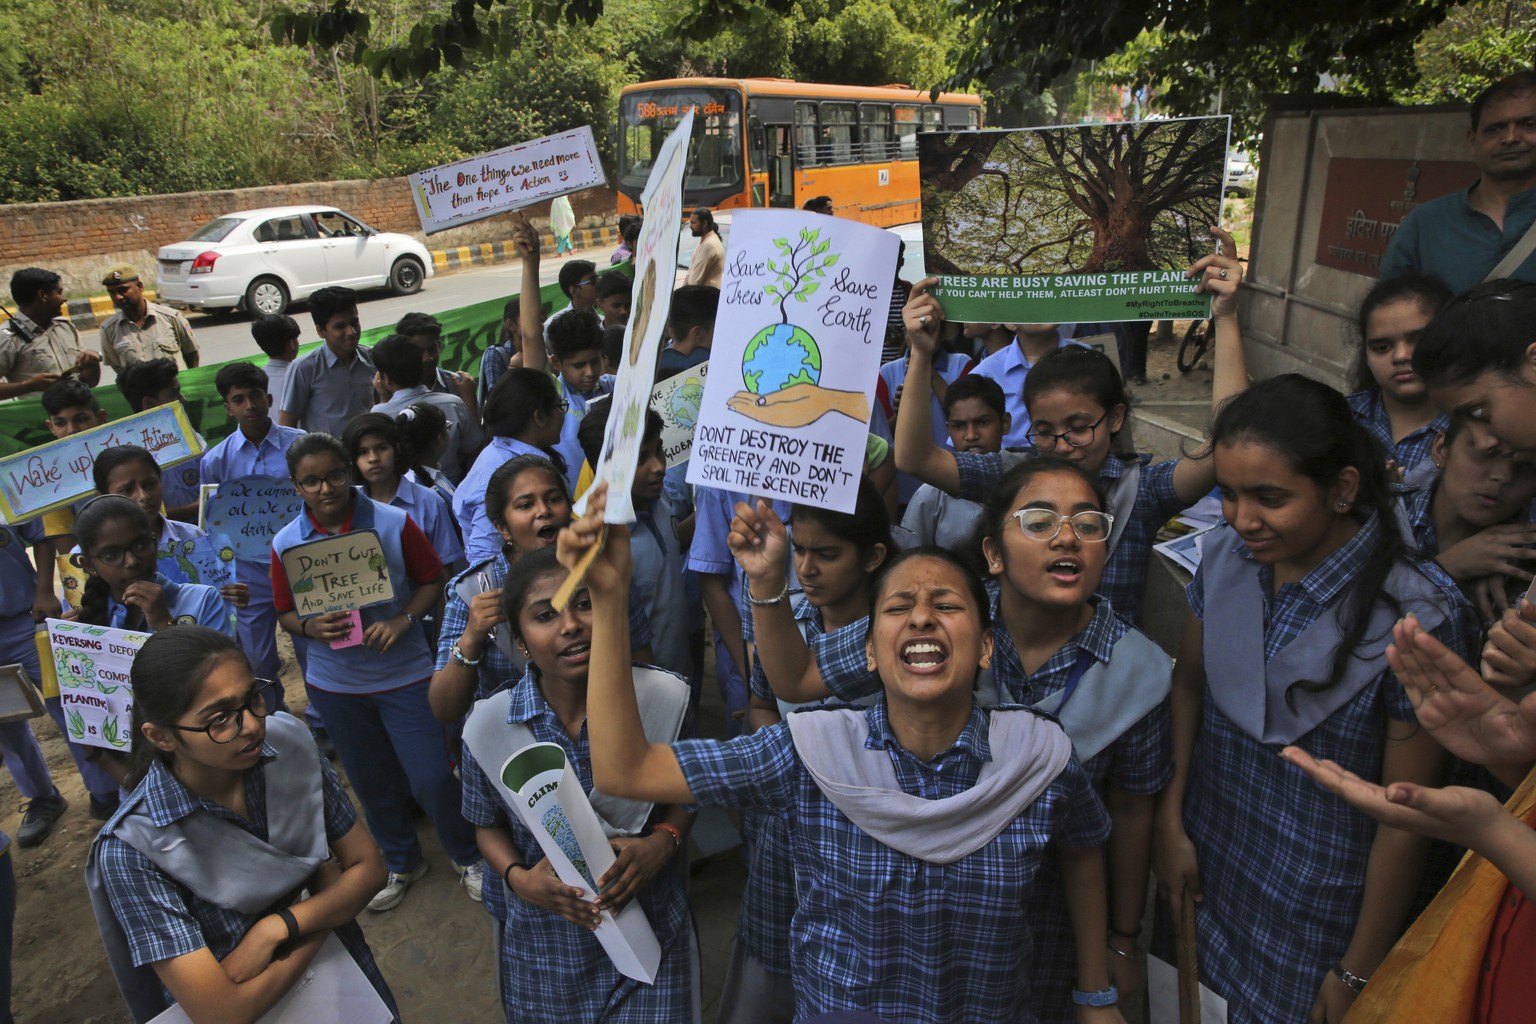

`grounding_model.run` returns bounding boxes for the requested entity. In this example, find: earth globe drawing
[742,323,822,403]
[670,378,704,428]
